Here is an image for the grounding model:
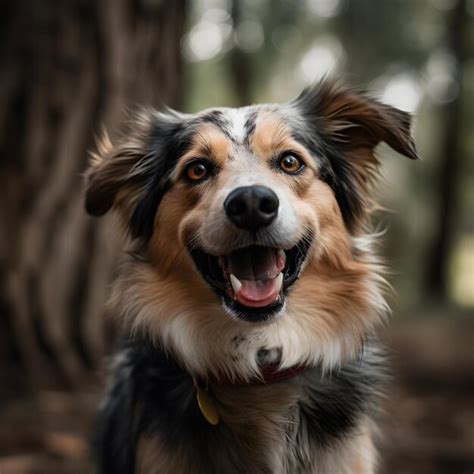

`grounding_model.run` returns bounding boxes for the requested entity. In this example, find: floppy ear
[85,116,150,219]
[84,109,190,239]
[293,80,419,230]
